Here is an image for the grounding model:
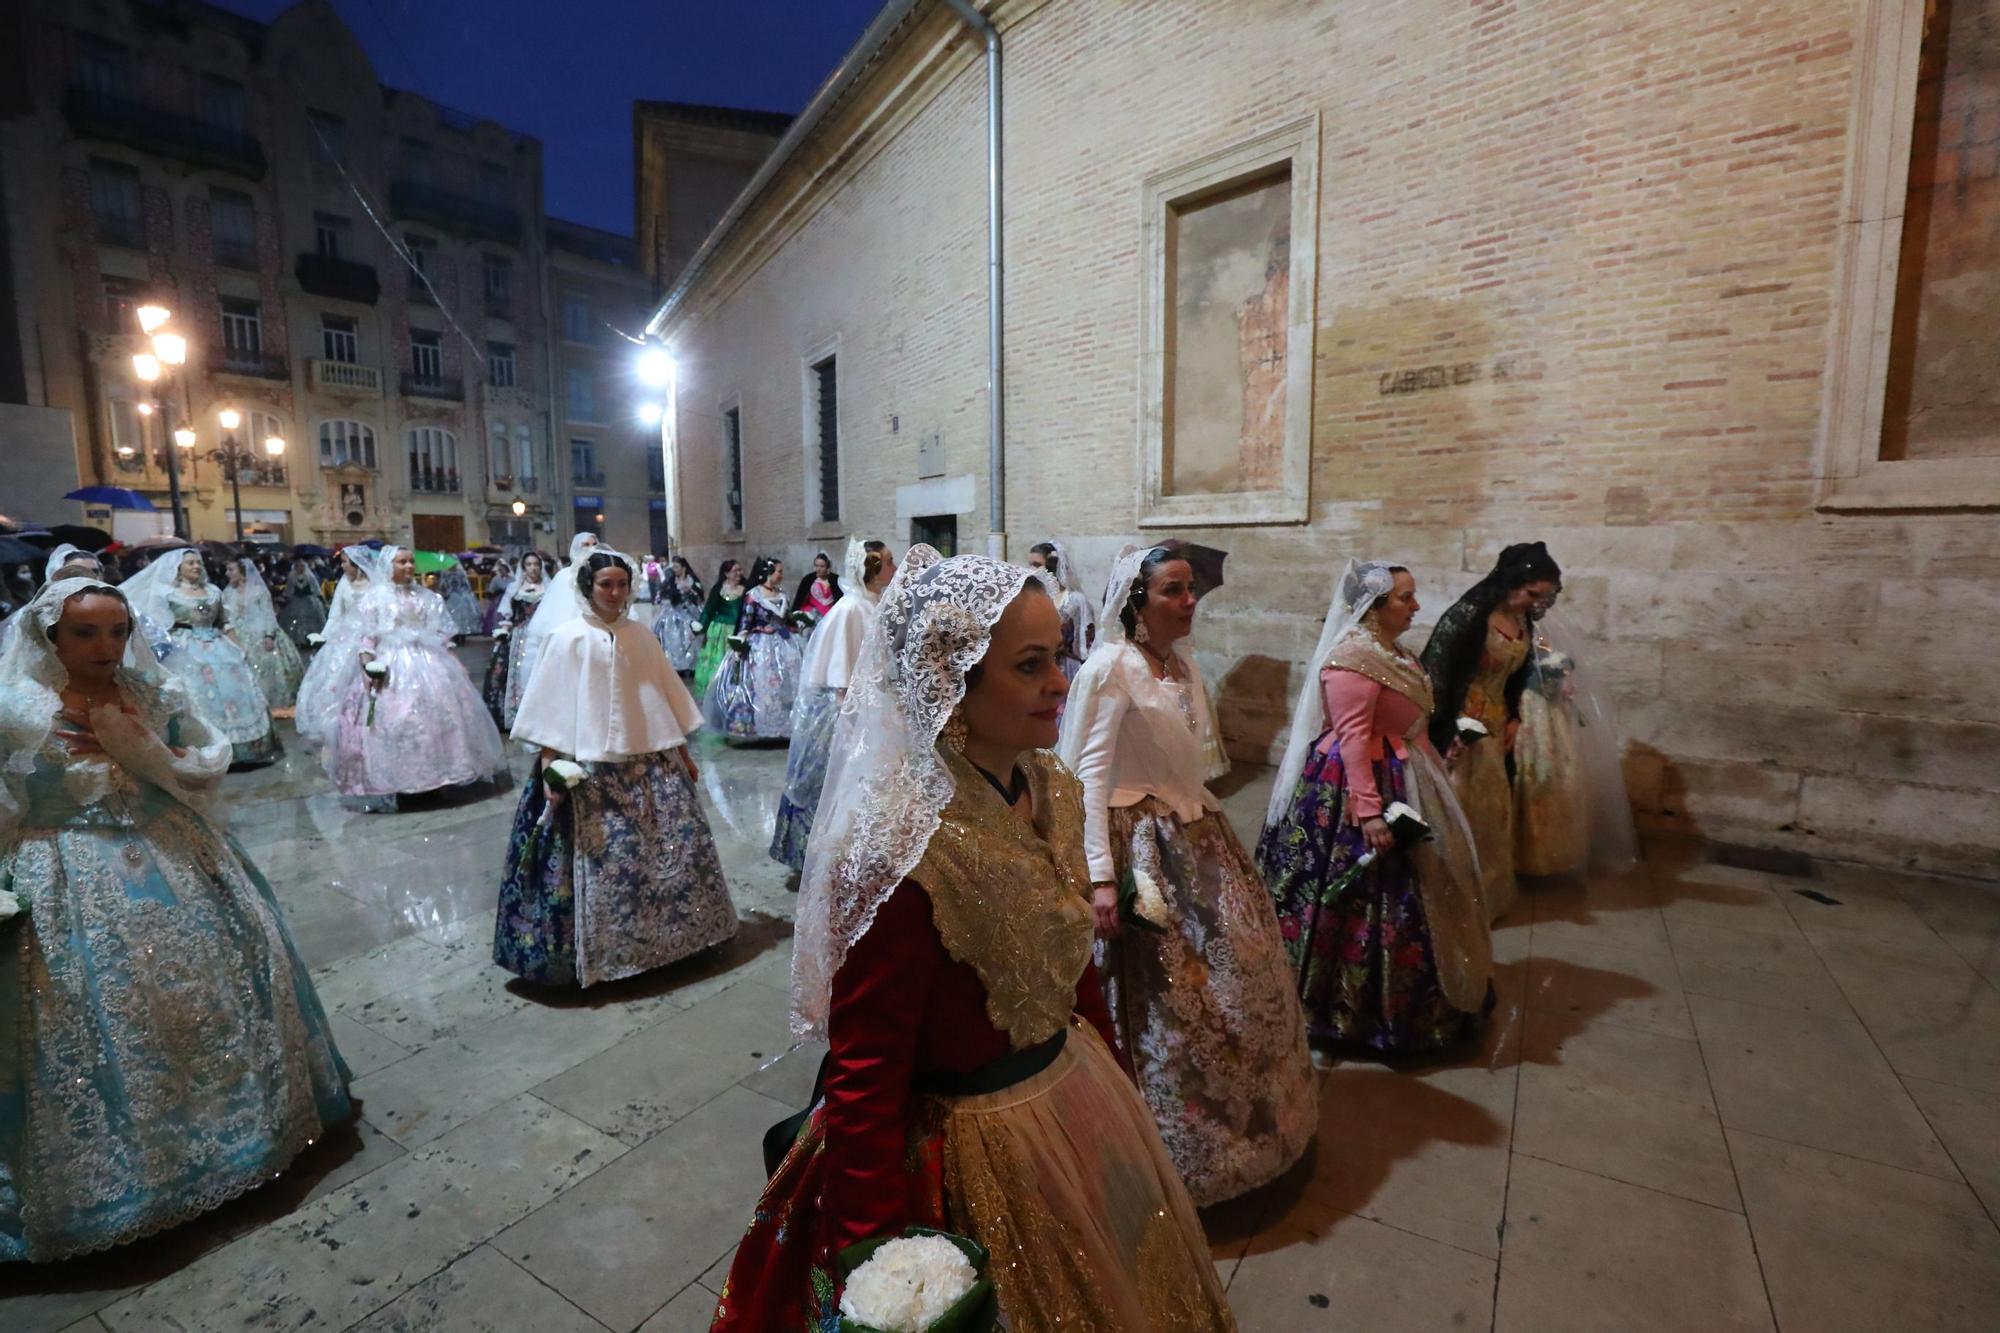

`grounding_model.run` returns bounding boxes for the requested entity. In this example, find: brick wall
[661,0,2000,877]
